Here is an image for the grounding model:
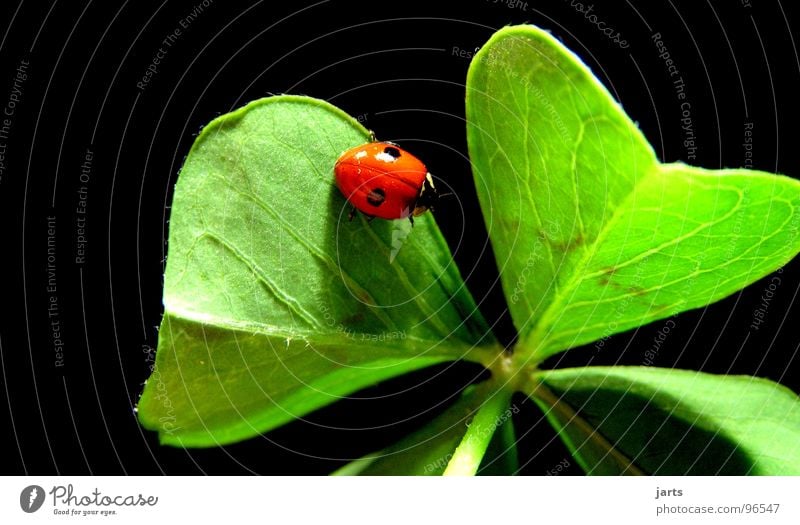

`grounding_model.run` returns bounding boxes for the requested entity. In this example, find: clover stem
[443,385,513,476]
[527,377,645,475]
